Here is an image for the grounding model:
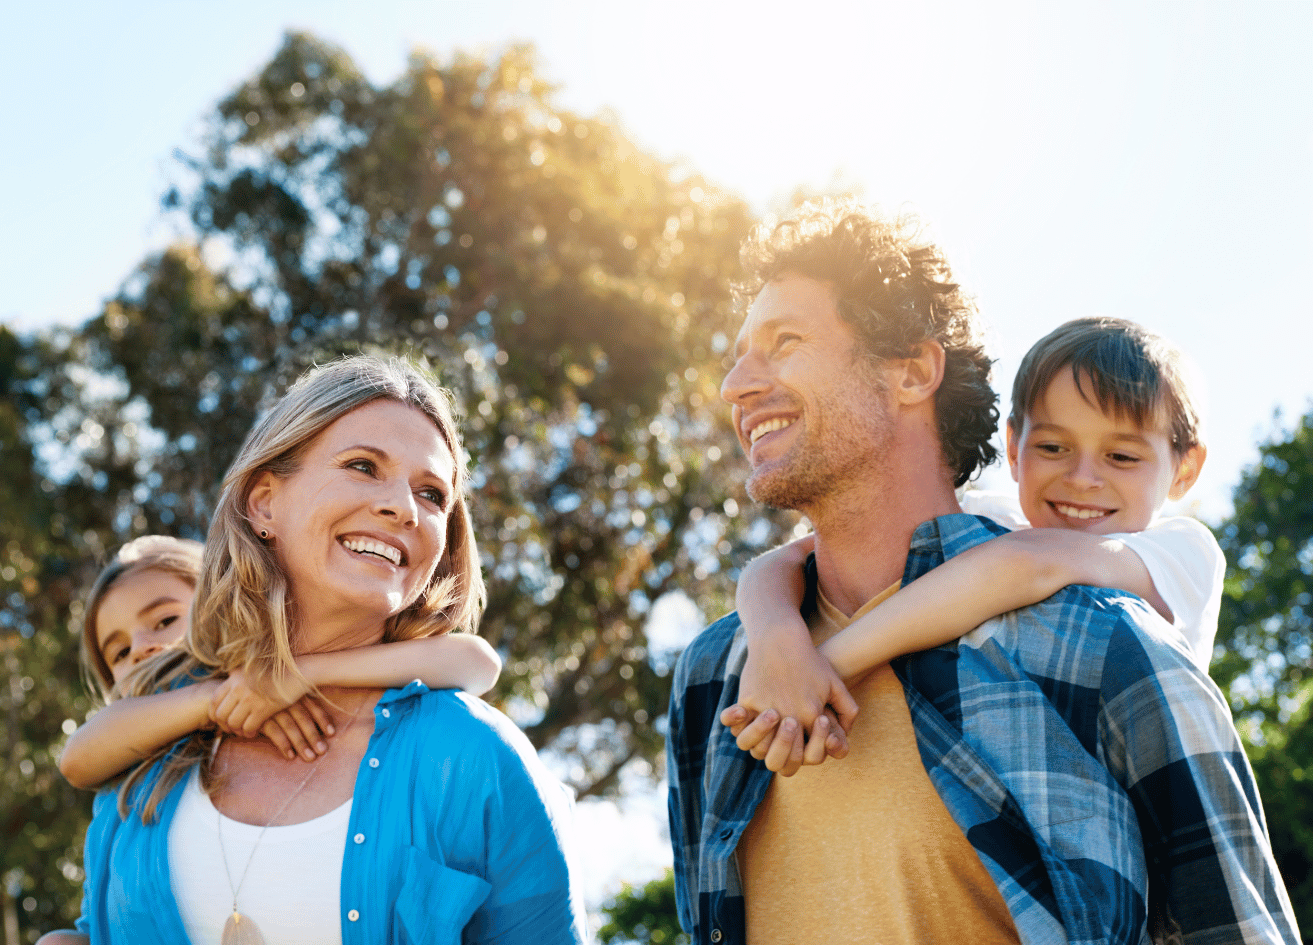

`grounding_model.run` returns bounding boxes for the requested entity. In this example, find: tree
[1214,408,1313,934]
[3,32,793,940]
[598,870,687,945]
